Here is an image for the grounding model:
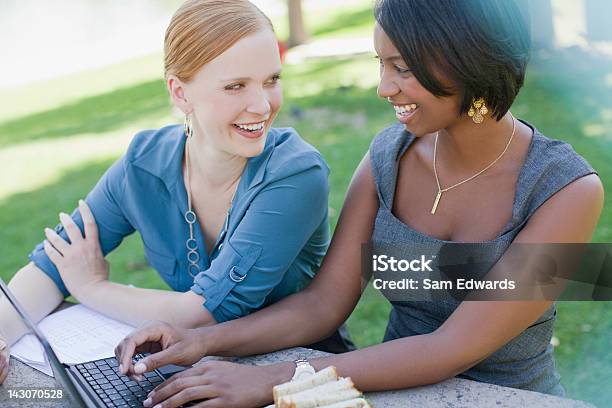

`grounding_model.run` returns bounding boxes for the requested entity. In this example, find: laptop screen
[0,277,87,407]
